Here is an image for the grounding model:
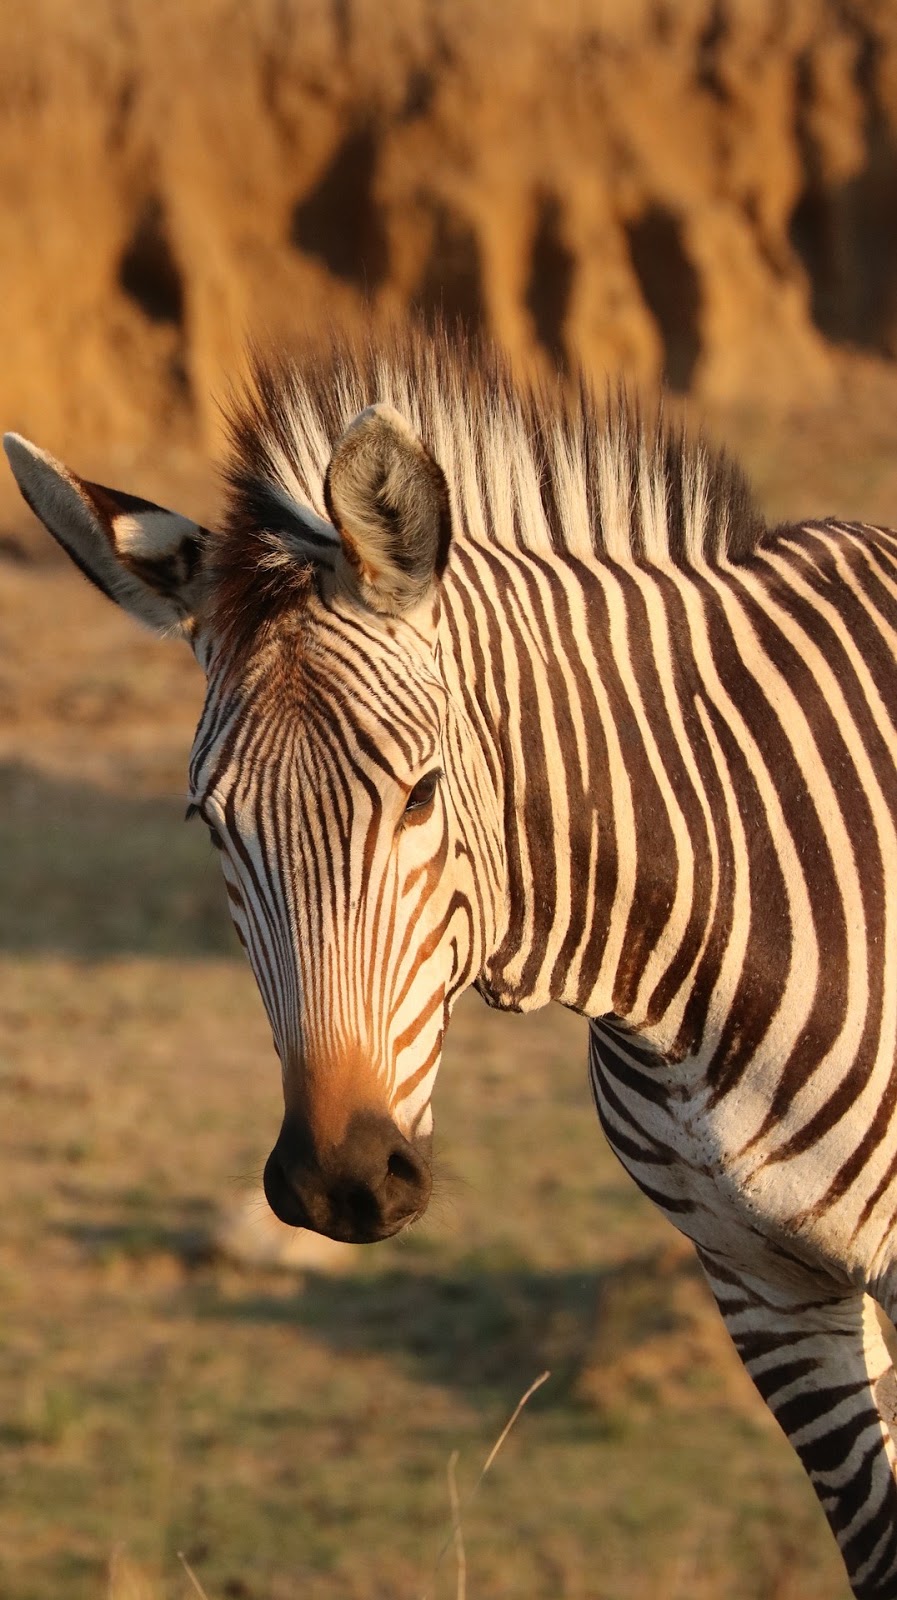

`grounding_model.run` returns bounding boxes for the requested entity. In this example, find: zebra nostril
[383,1139,431,1219]
[263,1146,310,1228]
[387,1148,420,1186]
